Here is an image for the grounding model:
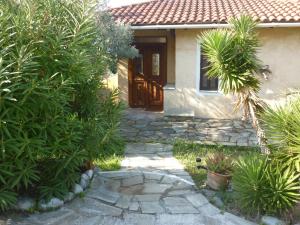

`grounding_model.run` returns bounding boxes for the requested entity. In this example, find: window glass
[134,54,143,74]
[152,53,160,76]
[200,53,218,91]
